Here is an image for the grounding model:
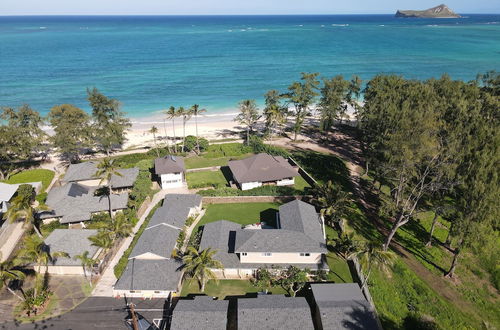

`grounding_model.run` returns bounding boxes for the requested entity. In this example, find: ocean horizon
[1,14,499,119]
